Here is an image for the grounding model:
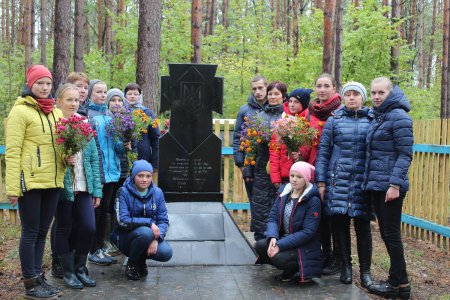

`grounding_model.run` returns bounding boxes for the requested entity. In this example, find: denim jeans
[114,226,172,262]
